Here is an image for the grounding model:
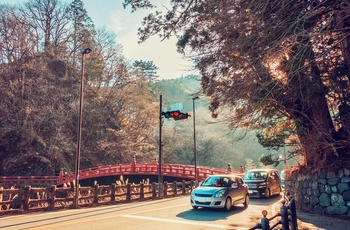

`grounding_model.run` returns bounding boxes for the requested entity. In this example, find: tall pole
[192,96,199,181]
[74,47,91,209]
[158,95,163,198]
